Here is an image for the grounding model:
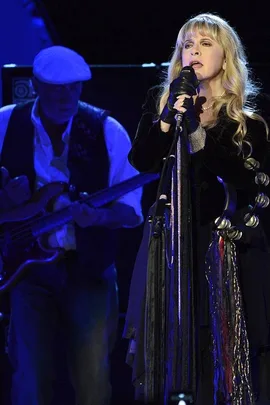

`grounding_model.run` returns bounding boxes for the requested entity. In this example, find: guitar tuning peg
[244,213,260,228]
[79,191,89,199]
[255,172,270,186]
[255,193,270,208]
